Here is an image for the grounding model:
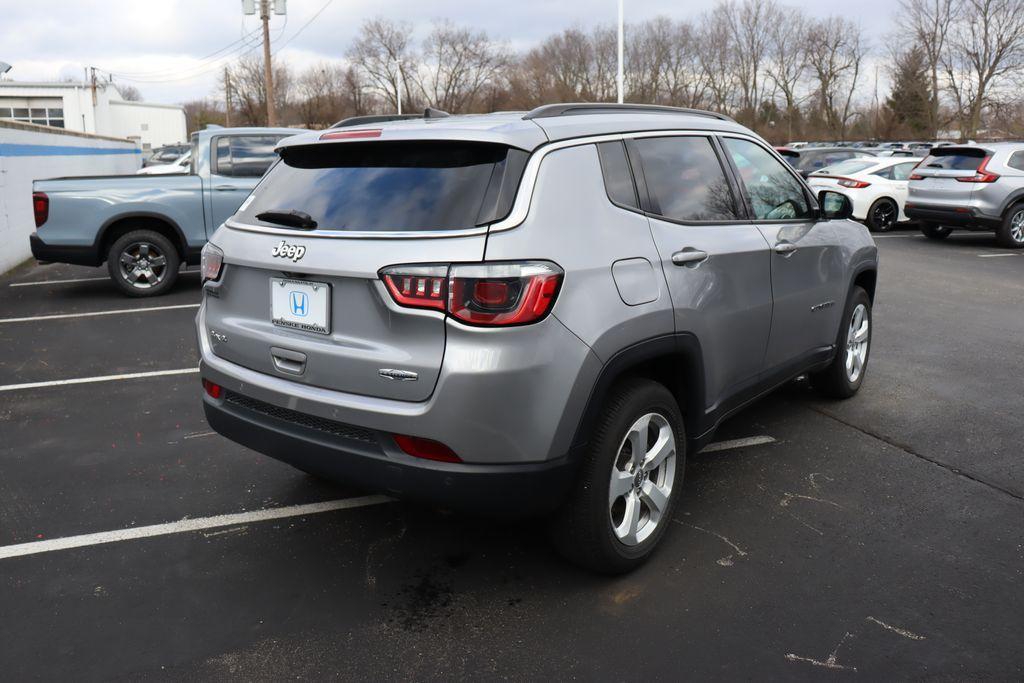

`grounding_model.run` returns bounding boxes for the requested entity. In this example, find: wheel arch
[850,262,878,303]
[569,334,708,455]
[95,213,189,264]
